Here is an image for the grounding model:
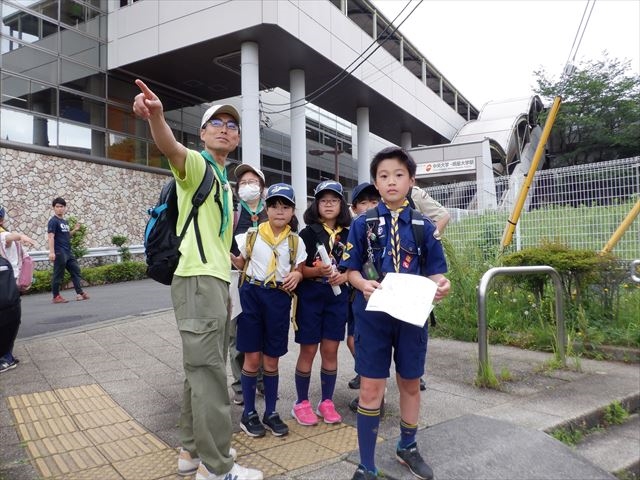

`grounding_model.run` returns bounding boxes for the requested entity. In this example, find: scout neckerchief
[201,150,230,235]
[240,199,264,228]
[258,222,292,287]
[384,199,409,273]
[321,223,343,254]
